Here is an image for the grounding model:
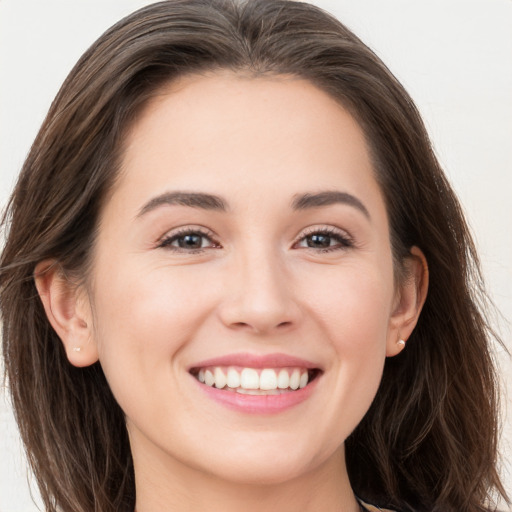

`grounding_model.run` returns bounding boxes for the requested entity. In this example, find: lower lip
[193,375,319,414]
